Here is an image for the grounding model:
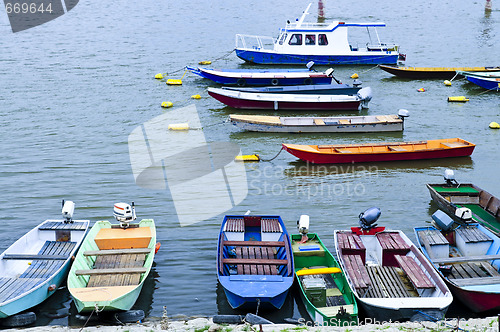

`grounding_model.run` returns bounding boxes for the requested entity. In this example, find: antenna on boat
[61,200,75,224]
[358,207,381,231]
[296,3,312,27]
[113,202,137,229]
[443,169,459,187]
[297,215,310,243]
